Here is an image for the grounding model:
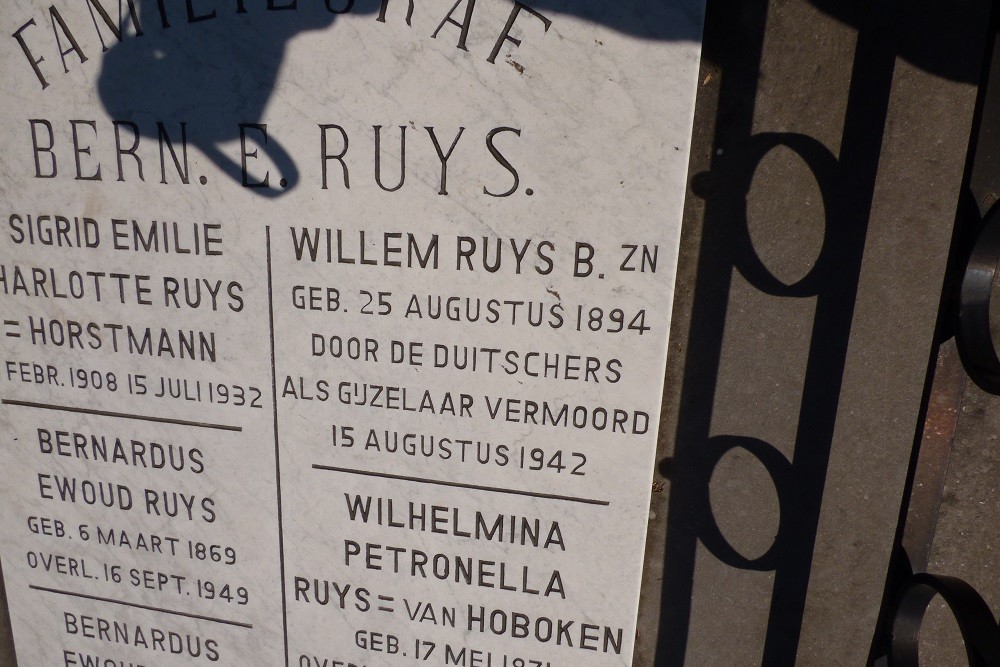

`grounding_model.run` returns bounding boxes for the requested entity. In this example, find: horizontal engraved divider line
[1,399,242,432]
[312,464,611,507]
[28,585,253,629]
